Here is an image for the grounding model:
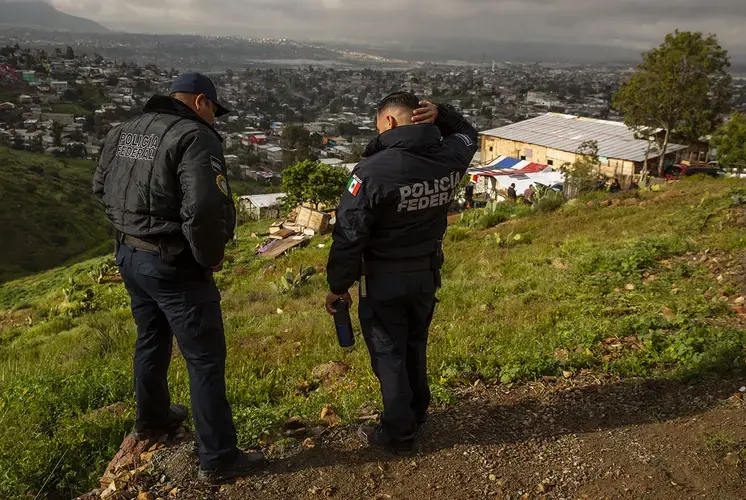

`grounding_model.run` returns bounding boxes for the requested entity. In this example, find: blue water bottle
[332,298,355,349]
